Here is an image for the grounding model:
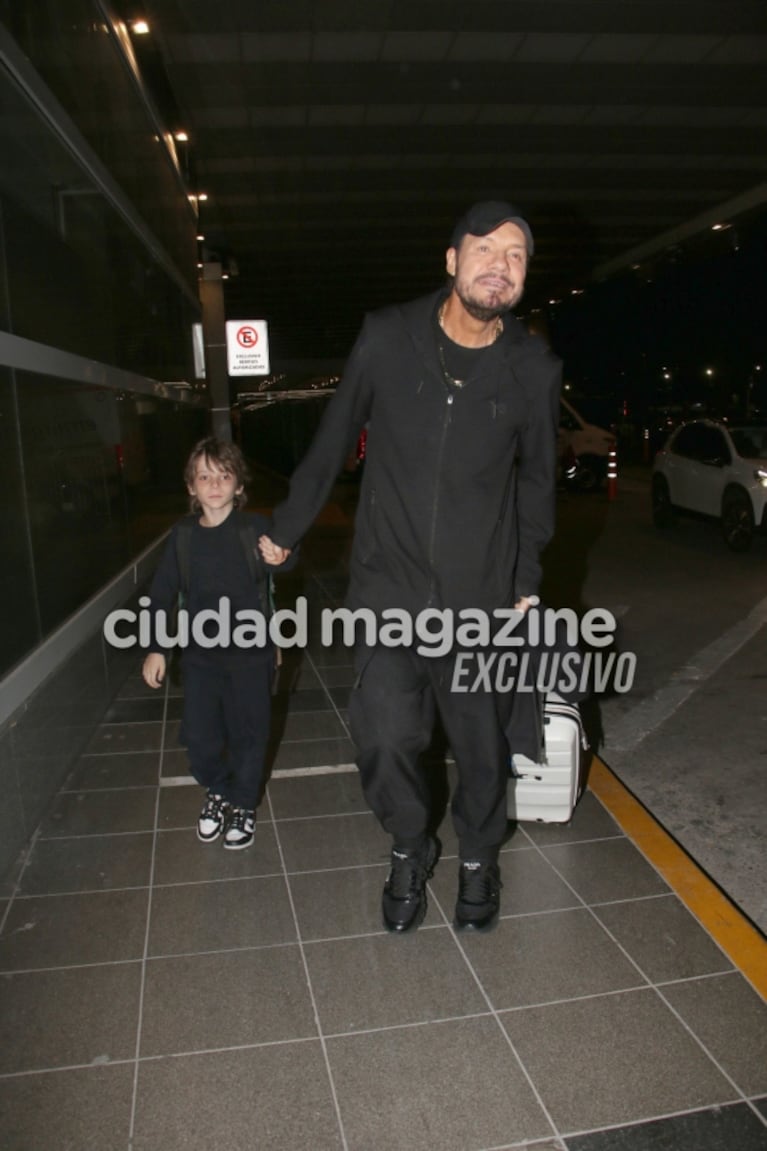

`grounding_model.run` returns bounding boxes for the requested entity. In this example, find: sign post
[226,320,270,376]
